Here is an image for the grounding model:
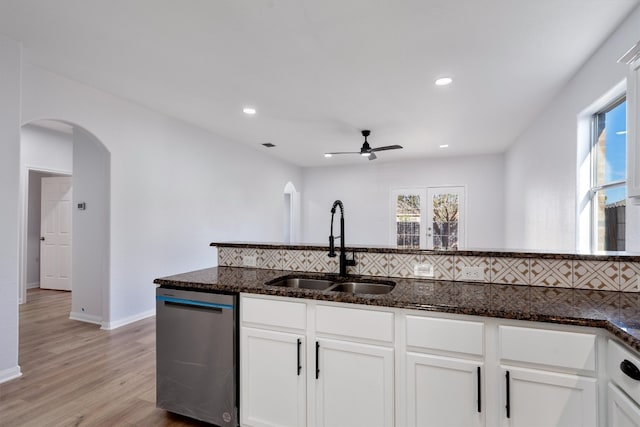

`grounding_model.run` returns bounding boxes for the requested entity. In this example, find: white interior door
[40,176,72,291]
